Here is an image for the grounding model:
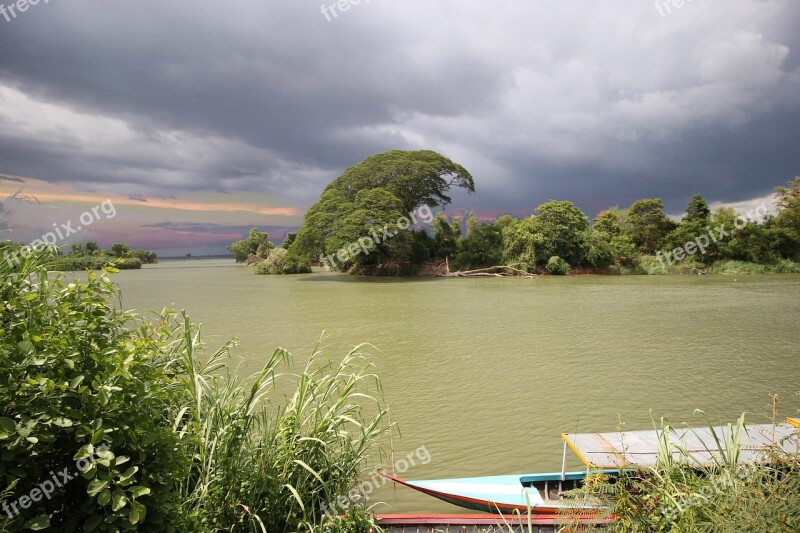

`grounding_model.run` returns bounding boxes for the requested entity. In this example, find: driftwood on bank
[435,258,538,279]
